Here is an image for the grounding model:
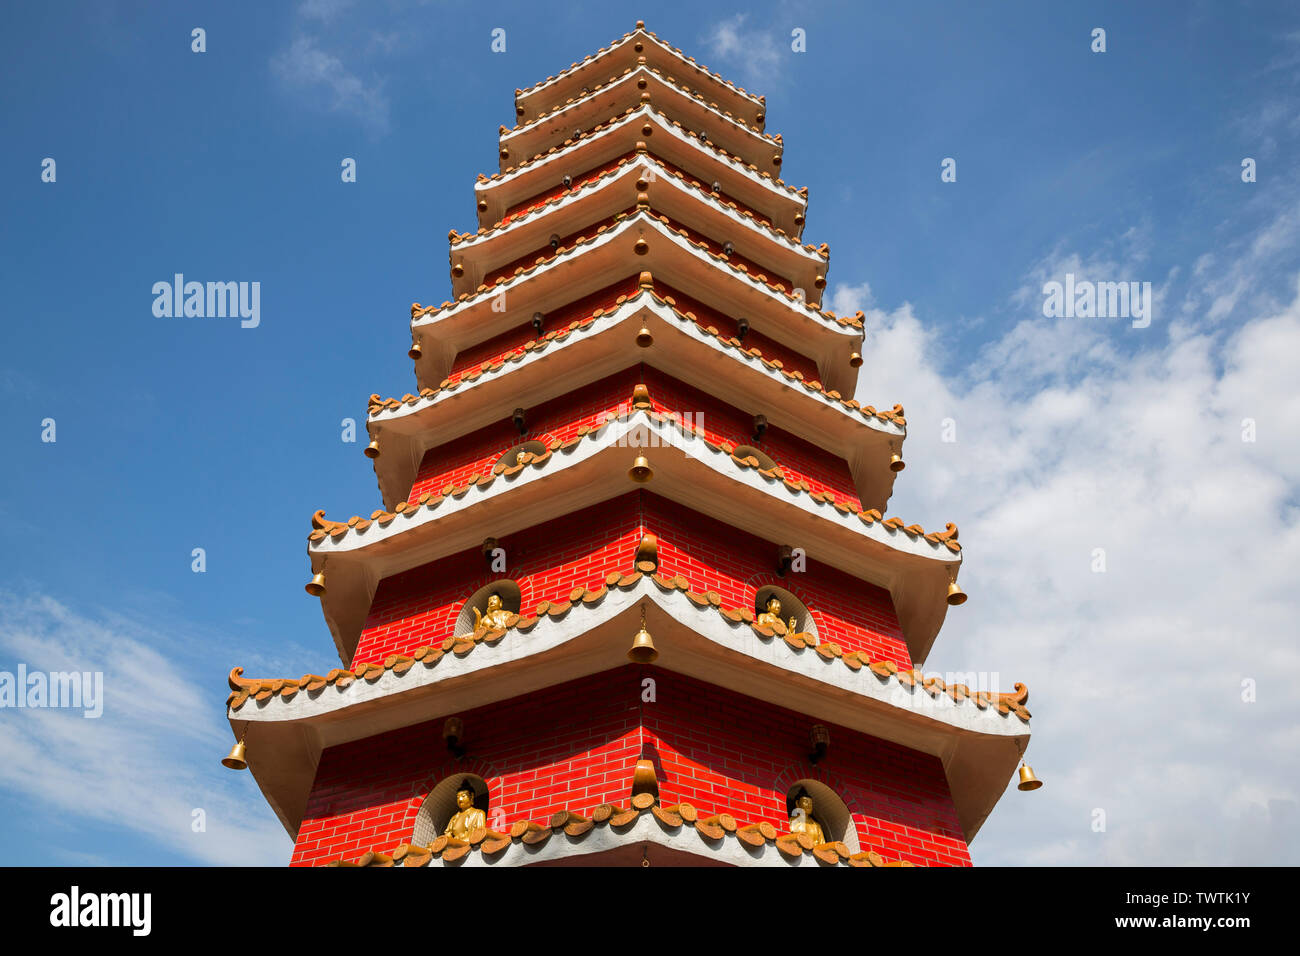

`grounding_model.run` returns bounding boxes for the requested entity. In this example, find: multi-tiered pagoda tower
[224,21,1036,868]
